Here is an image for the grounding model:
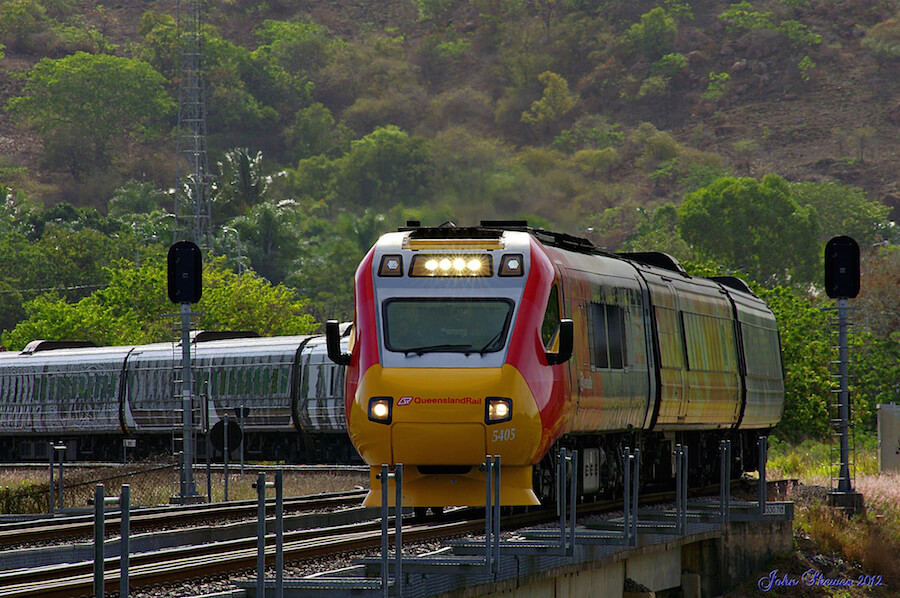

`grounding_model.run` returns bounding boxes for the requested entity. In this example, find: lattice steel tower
[174,0,212,251]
